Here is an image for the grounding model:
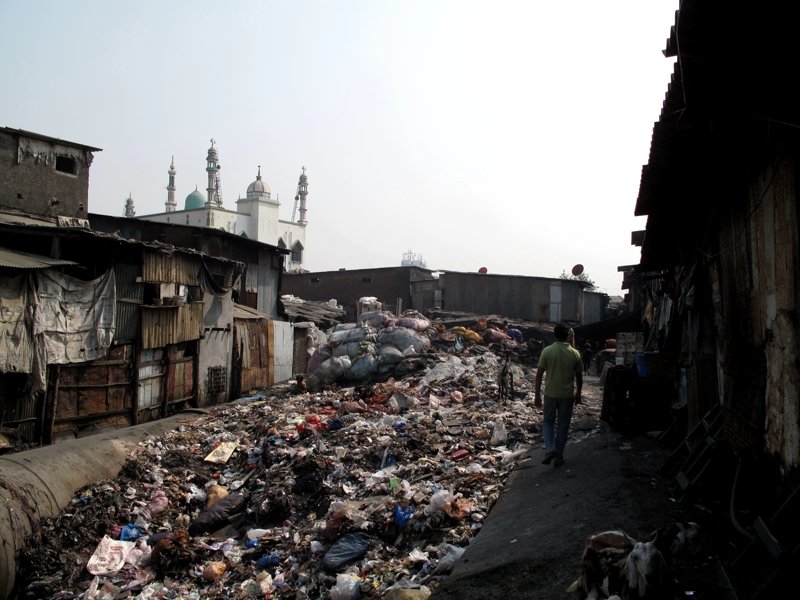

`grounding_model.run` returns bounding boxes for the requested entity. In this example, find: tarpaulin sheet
[33,269,116,364]
[200,262,233,328]
[0,274,34,373]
